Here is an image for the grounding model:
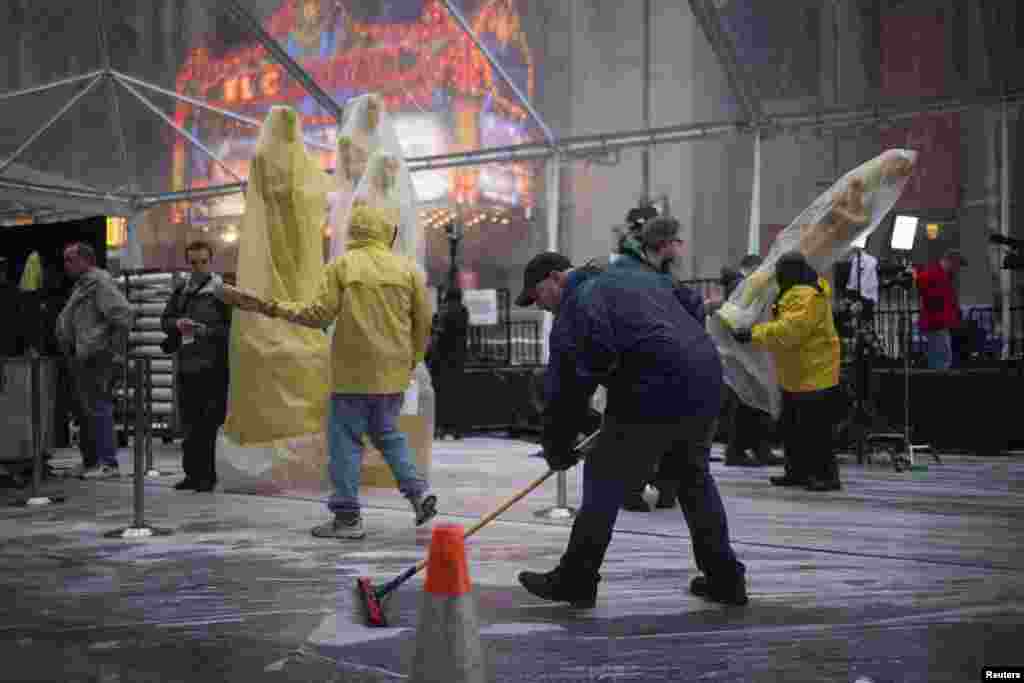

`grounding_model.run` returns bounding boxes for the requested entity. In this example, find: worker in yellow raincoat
[219,203,435,539]
[731,251,842,492]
